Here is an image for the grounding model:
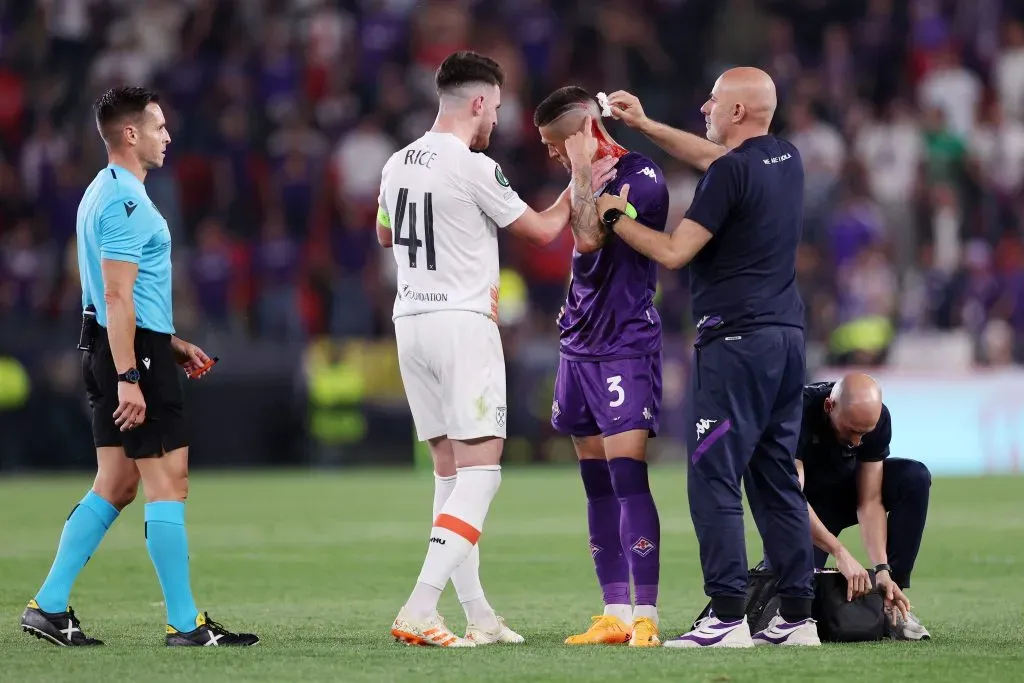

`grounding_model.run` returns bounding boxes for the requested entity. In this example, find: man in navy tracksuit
[597,68,818,647]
